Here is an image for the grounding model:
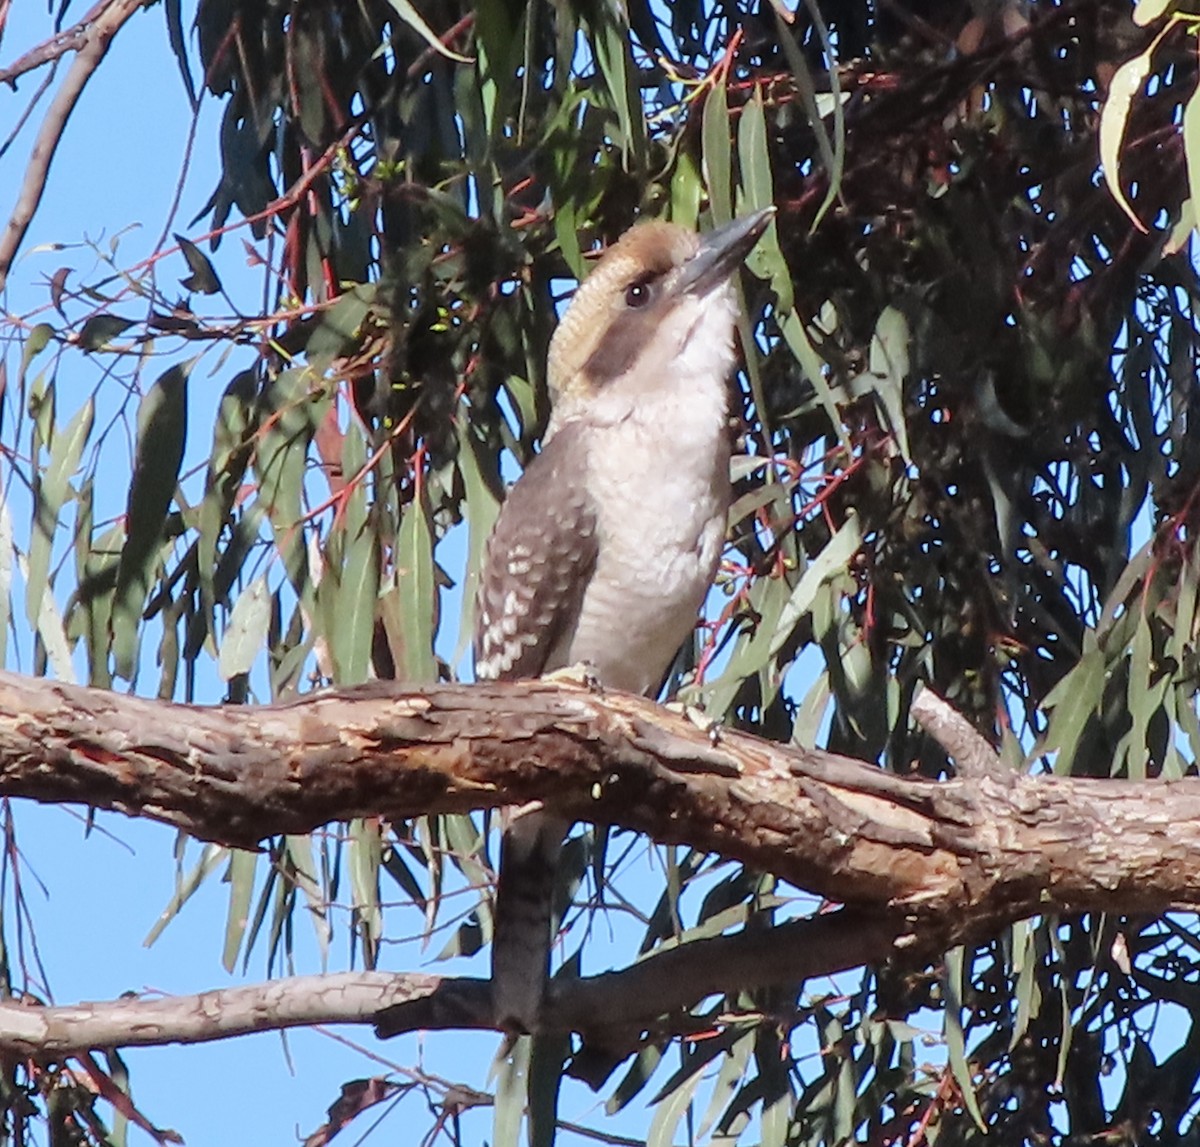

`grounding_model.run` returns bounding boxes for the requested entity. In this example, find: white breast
[555,288,737,695]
